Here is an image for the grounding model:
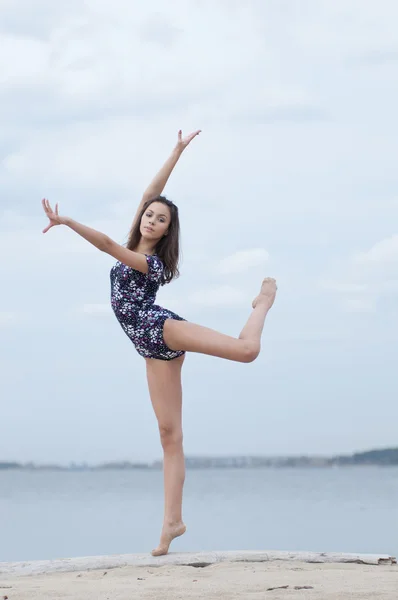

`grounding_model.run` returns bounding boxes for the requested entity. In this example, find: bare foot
[252,277,277,309]
[151,521,186,557]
